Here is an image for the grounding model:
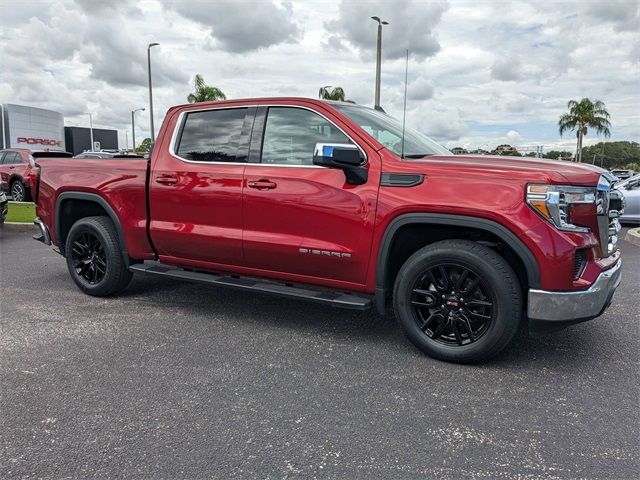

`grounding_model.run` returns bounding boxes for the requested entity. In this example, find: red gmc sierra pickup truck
[32,98,624,363]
